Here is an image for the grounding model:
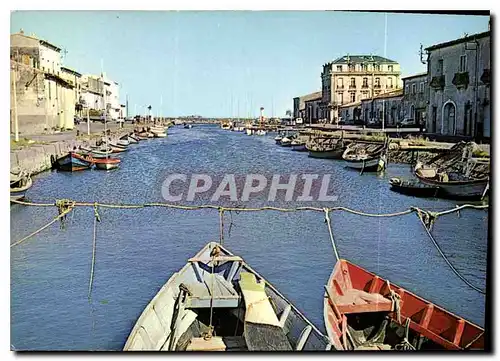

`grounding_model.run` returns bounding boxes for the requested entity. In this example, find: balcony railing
[429,75,445,90]
[349,84,356,89]
[452,72,469,89]
[337,85,344,89]
[361,84,369,88]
